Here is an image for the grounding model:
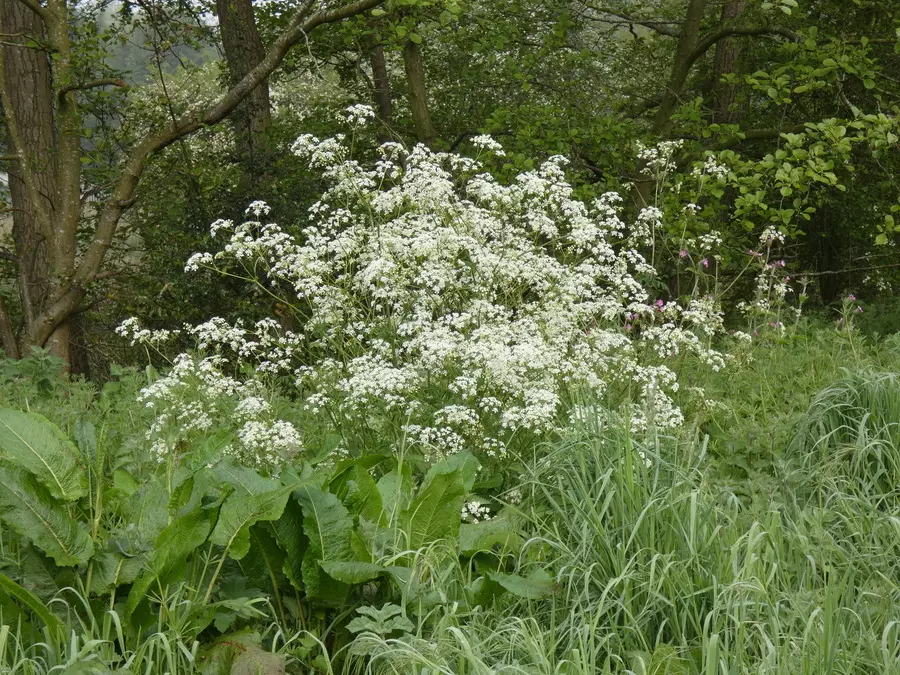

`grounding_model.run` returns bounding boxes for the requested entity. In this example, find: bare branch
[585,4,682,37]
[58,78,127,97]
